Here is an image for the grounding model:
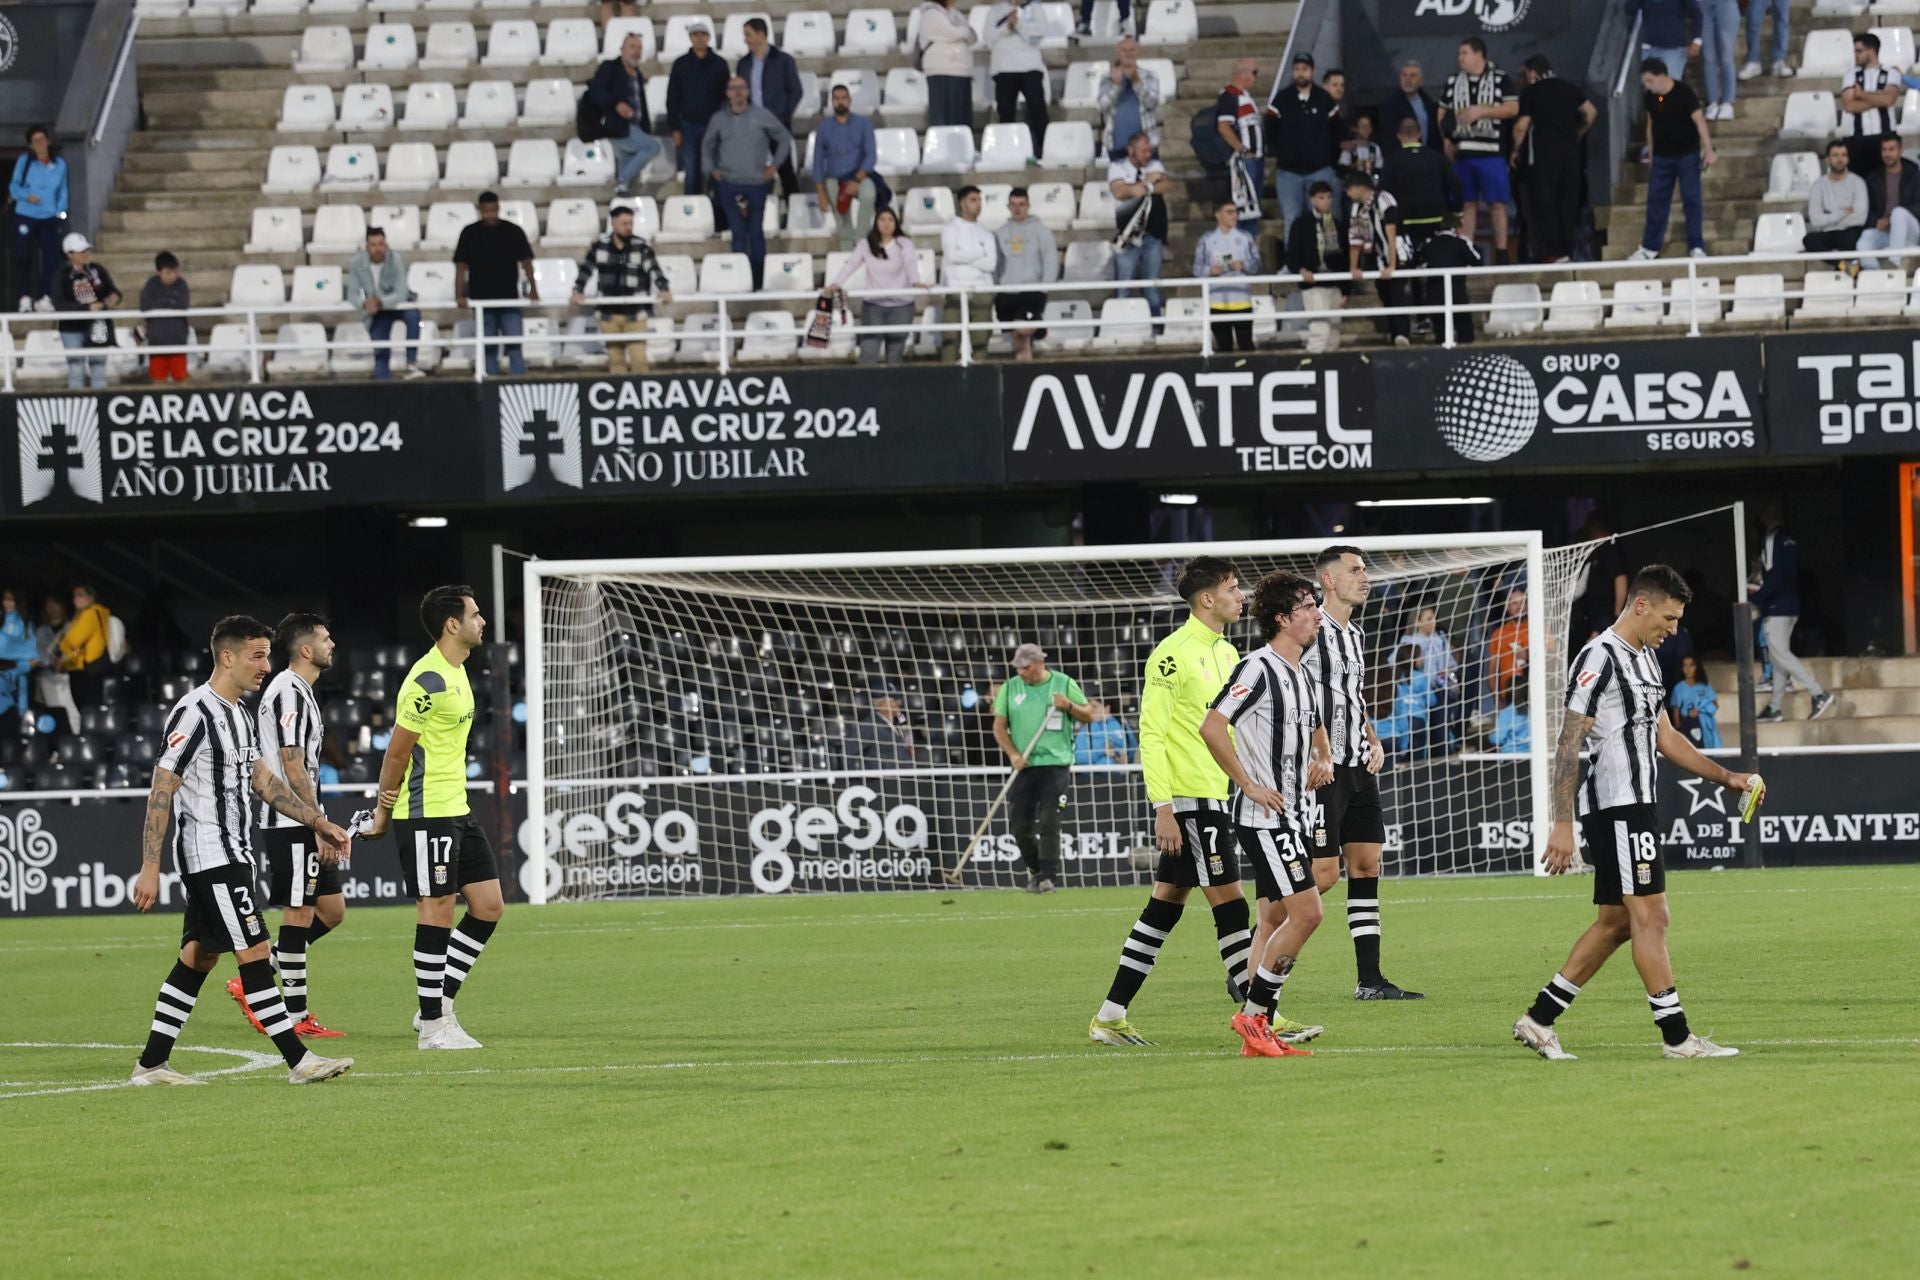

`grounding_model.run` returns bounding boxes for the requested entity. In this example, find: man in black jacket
[736,18,804,196]
[1378,61,1444,149]
[1419,223,1483,345]
[1286,179,1348,352]
[588,31,660,198]
[1267,52,1340,233]
[1857,132,1920,269]
[666,19,730,200]
[1381,117,1459,308]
